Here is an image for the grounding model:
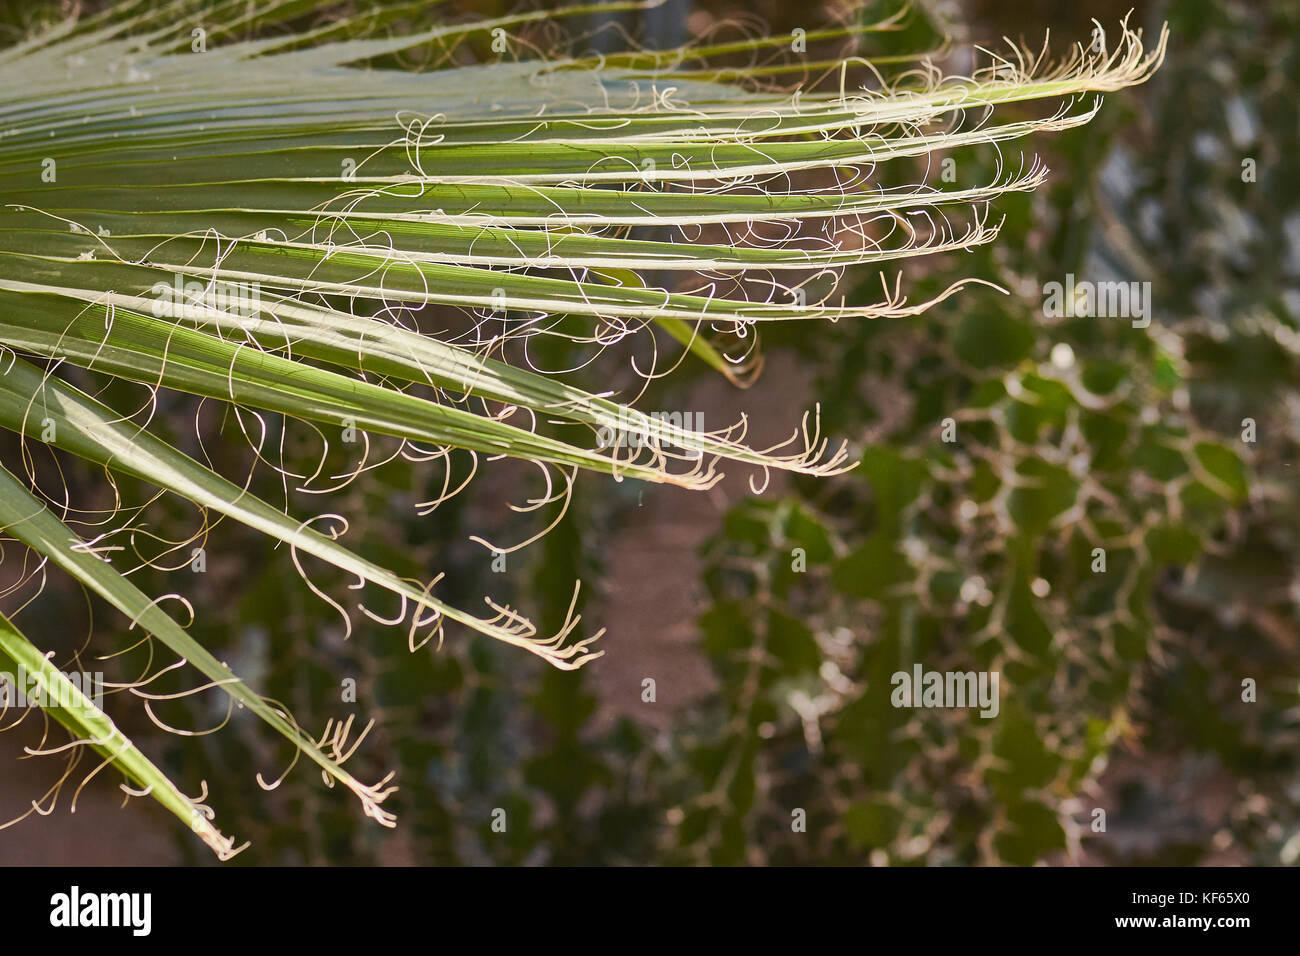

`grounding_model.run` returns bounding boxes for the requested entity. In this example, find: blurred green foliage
[656,0,1300,865]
